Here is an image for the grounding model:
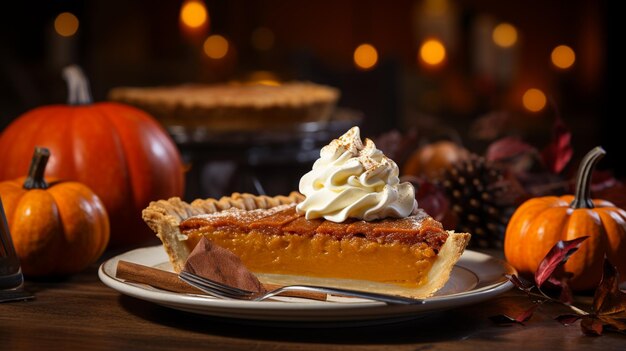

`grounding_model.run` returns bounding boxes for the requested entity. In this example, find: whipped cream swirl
[296,126,417,222]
